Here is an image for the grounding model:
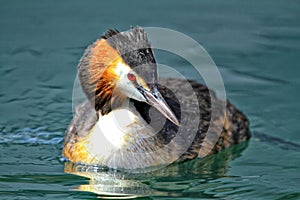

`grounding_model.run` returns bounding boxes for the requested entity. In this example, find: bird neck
[94,81,125,115]
[83,96,180,168]
[88,98,156,154]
